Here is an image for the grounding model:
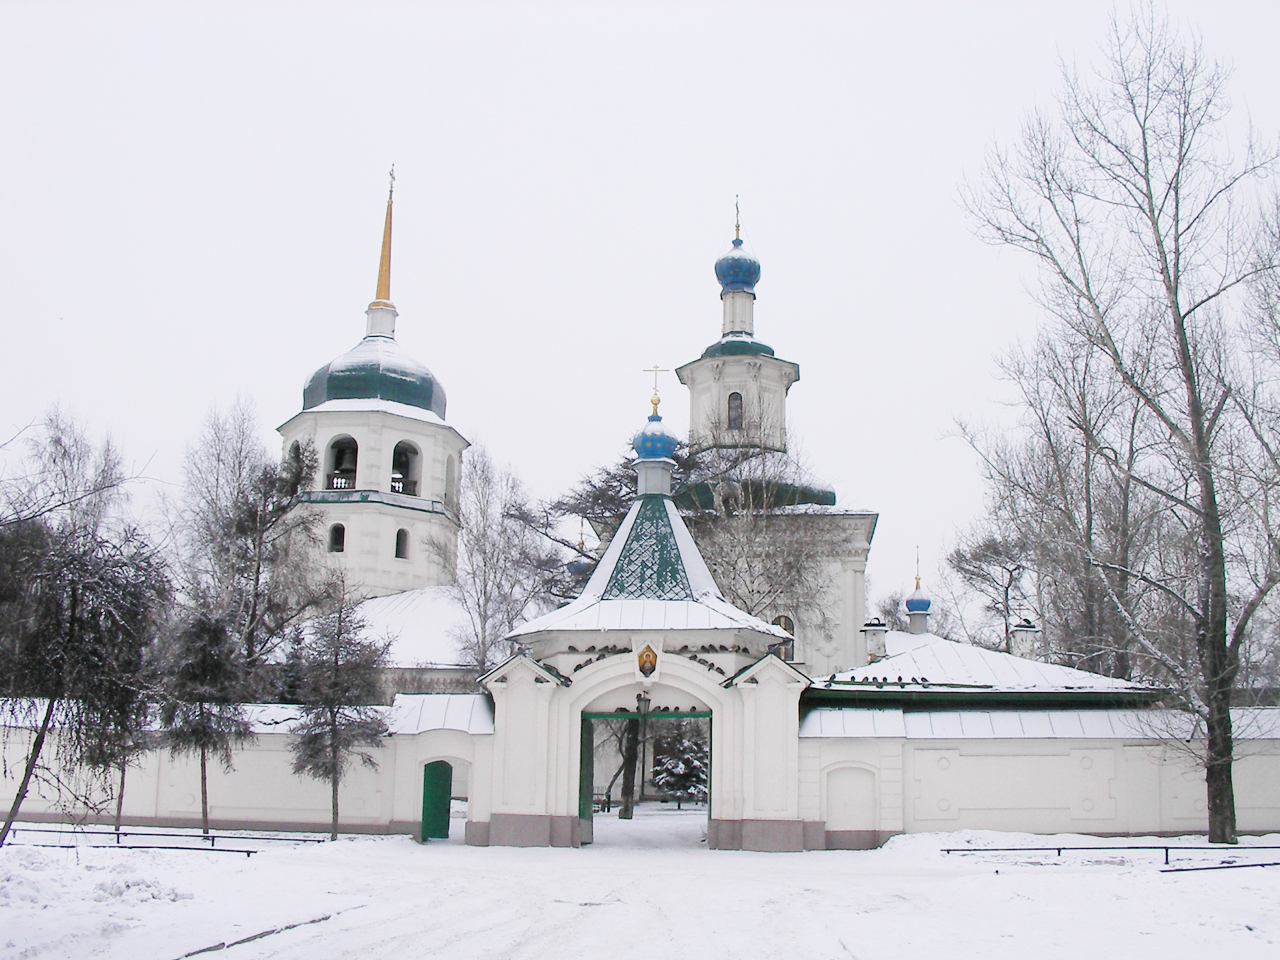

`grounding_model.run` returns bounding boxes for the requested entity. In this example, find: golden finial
[577,518,585,553]
[734,195,740,241]
[915,546,921,589]
[372,165,395,306]
[644,365,670,417]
